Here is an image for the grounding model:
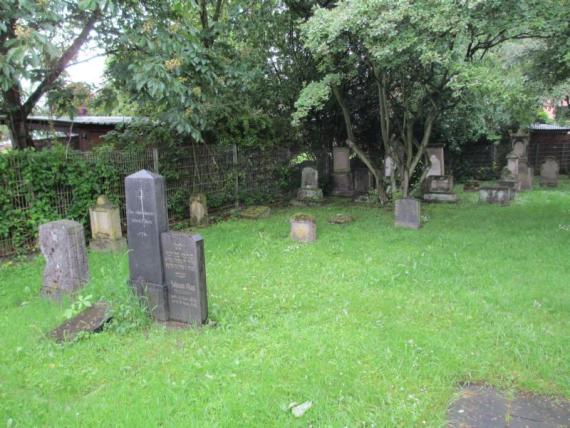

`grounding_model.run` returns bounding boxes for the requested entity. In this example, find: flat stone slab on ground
[423,192,458,203]
[328,214,354,224]
[50,302,111,343]
[448,384,570,428]
[239,206,271,219]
